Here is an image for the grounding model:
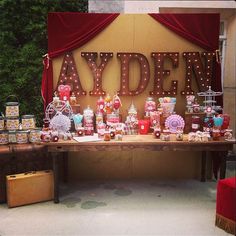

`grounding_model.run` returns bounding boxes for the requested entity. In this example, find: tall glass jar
[0,116,4,131]
[83,106,94,136]
[145,97,156,117]
[22,115,36,130]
